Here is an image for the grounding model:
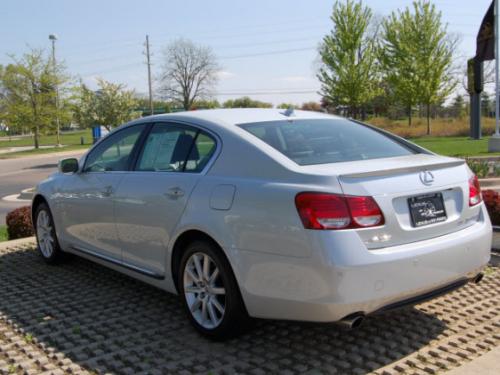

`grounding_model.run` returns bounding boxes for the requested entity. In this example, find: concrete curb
[0,236,36,250]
